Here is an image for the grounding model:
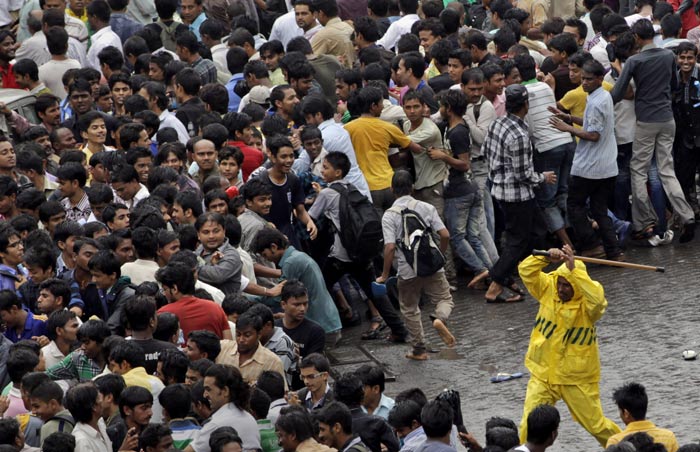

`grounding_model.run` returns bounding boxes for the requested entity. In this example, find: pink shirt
[493,93,506,117]
[5,387,28,418]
